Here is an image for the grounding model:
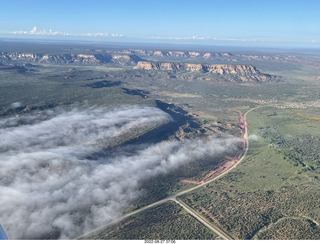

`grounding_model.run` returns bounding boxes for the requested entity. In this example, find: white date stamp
[144,240,176,244]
